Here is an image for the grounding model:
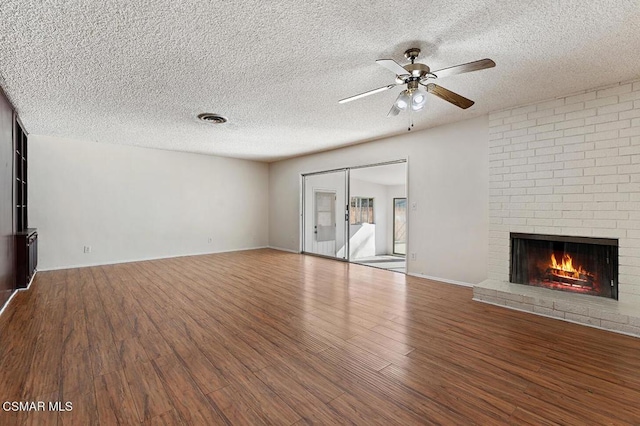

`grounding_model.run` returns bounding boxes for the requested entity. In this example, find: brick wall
[488,79,640,304]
